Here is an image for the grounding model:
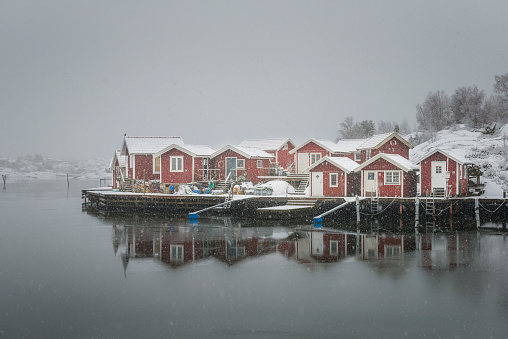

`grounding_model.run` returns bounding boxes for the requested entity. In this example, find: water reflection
[110,219,495,276]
